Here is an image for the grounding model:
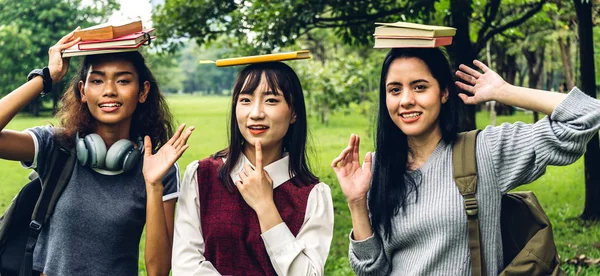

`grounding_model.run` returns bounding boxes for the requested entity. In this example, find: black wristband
[27,67,53,97]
